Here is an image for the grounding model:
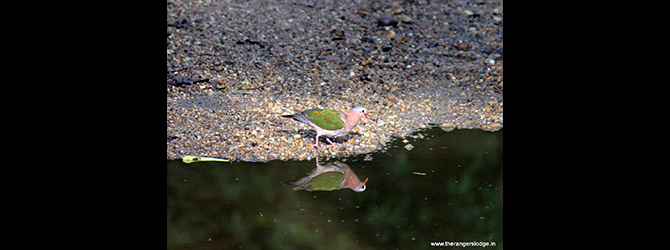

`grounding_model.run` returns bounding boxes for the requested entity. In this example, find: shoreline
[167,82,502,162]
